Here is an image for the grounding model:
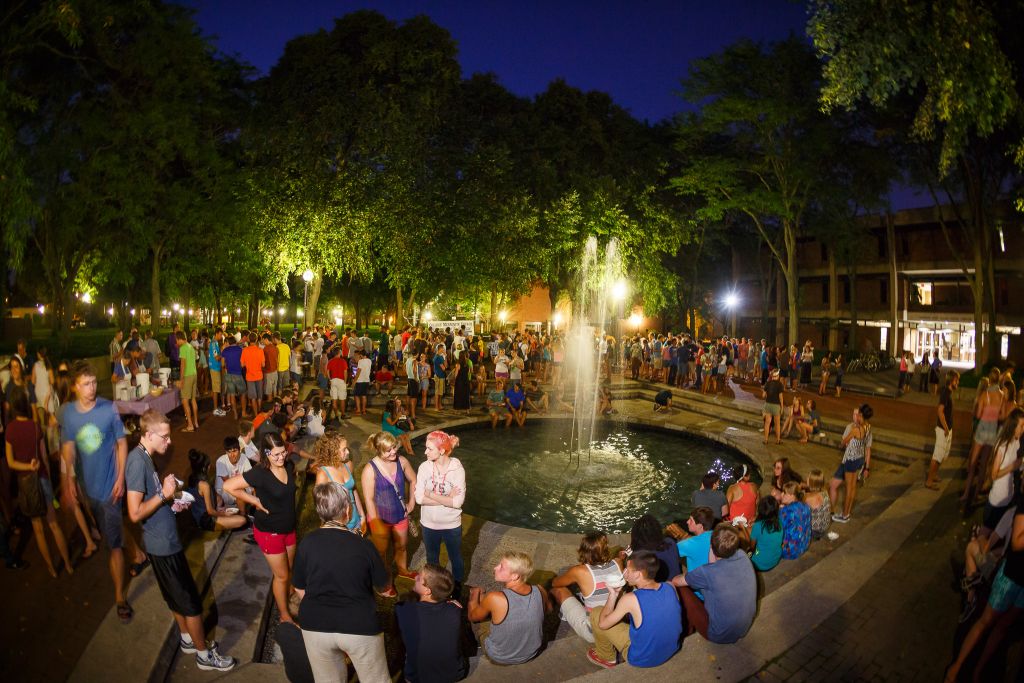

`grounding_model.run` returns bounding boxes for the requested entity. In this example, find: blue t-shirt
[506,387,525,409]
[433,354,447,379]
[677,530,712,599]
[222,344,243,375]
[684,552,757,644]
[61,398,126,501]
[208,340,222,372]
[125,445,181,556]
[749,520,783,571]
[627,582,682,667]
